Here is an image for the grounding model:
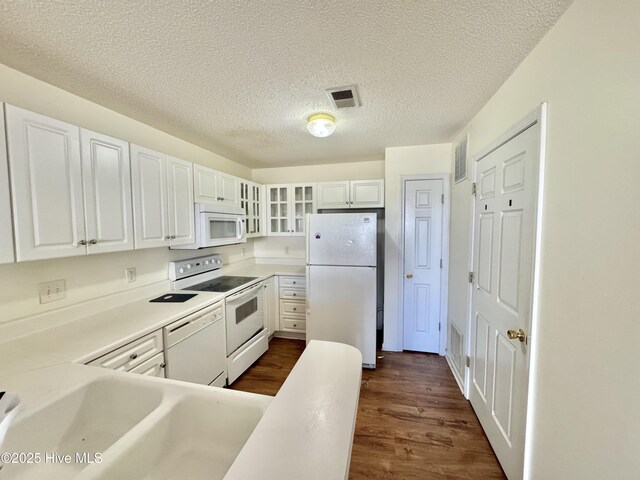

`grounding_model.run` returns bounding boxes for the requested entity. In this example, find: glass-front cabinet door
[267,185,291,235]
[240,181,250,236]
[292,184,315,235]
[250,183,262,237]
